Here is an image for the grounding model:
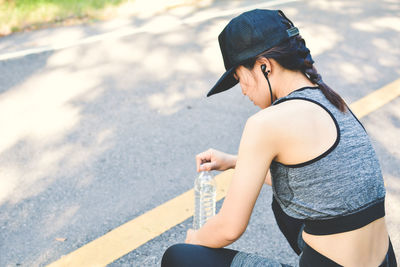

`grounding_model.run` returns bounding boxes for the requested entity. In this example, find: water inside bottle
[193,172,216,230]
